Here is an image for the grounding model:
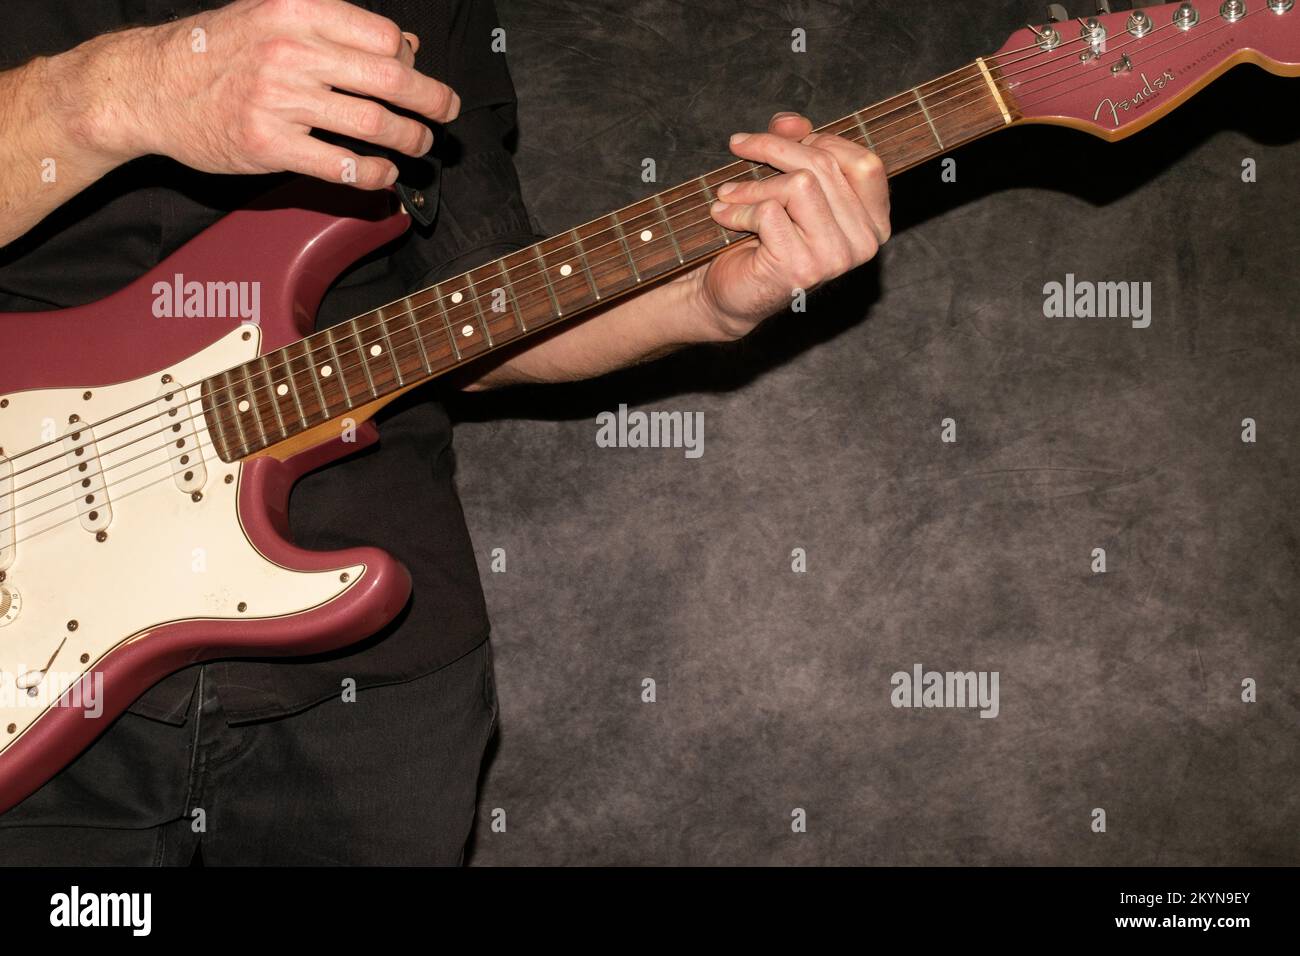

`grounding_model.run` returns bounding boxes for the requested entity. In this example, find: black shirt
[0,0,540,723]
